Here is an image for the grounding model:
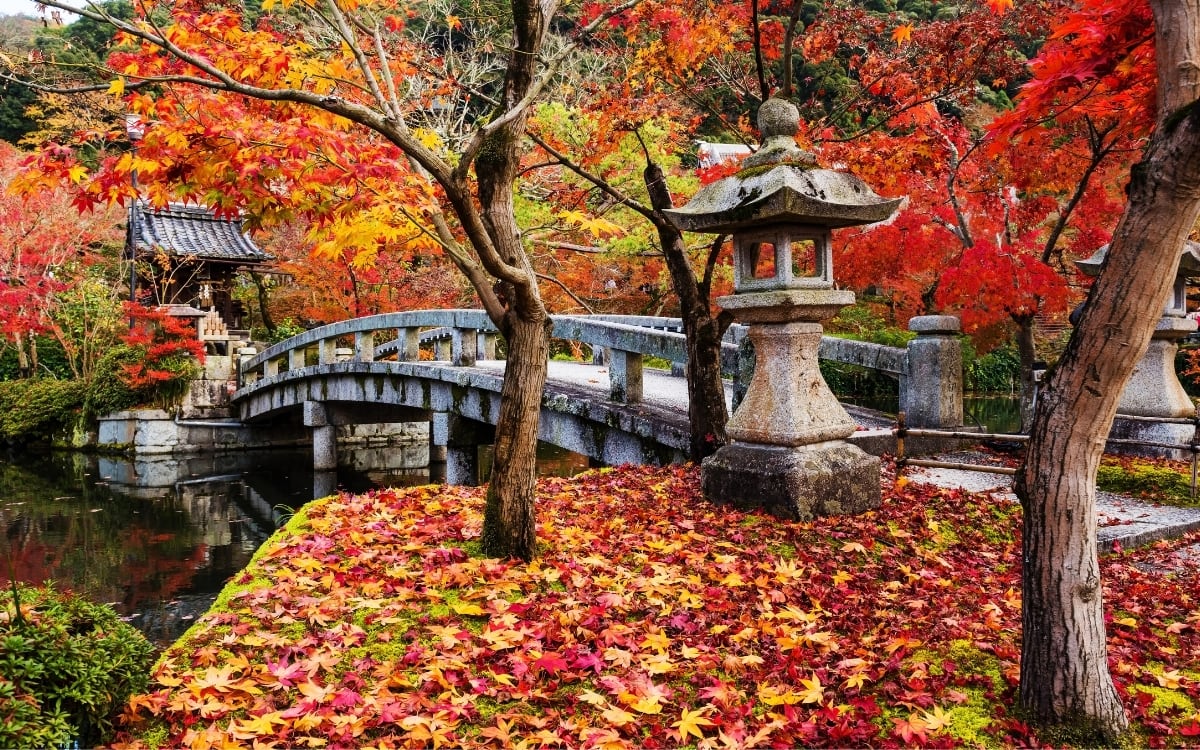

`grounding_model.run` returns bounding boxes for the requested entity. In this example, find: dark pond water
[842,394,1023,434]
[0,442,588,647]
